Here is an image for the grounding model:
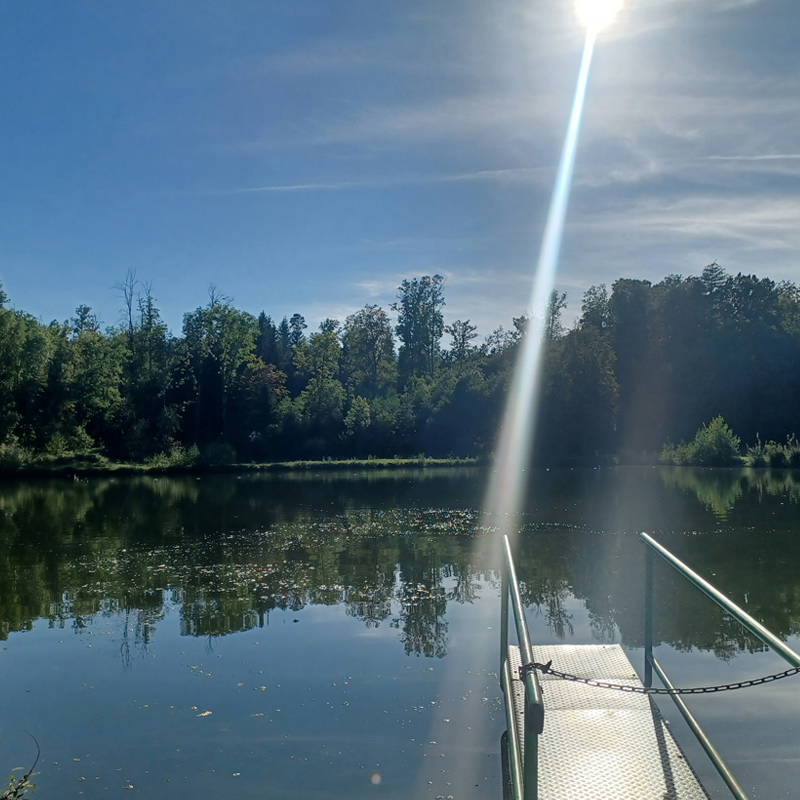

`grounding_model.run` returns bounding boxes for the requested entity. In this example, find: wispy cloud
[230,34,439,79]
[573,192,800,240]
[218,181,364,194]
[353,277,398,298]
[613,196,800,252]
[708,154,800,161]
[442,166,548,183]
[212,166,550,196]
[238,90,565,152]
[562,192,800,295]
